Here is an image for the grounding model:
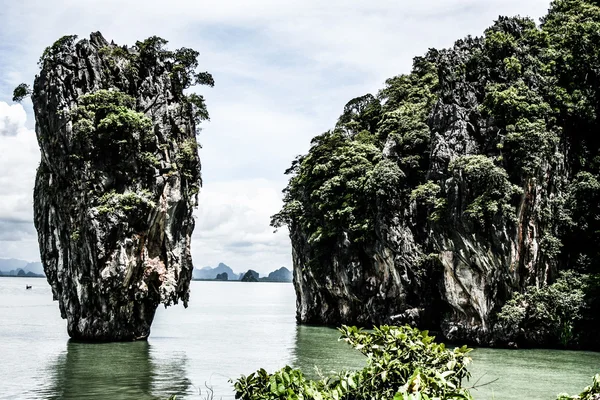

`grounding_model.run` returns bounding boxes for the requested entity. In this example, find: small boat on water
[25,285,32,289]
